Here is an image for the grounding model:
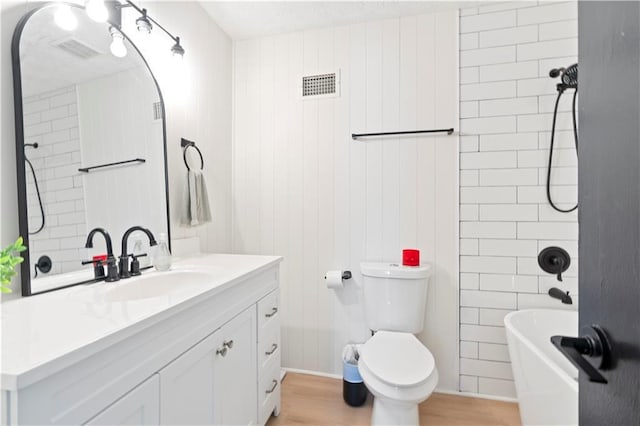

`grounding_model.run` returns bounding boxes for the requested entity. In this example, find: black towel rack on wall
[351,128,455,140]
[78,158,145,173]
[181,138,204,171]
